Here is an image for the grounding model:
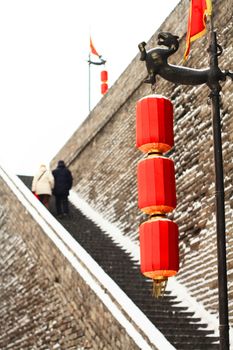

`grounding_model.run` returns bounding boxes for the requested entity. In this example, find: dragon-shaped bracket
[88,56,106,66]
[138,32,233,92]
